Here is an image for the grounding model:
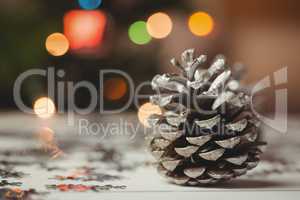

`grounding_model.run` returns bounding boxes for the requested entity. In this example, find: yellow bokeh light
[45,33,69,56]
[138,102,162,127]
[104,78,128,101]
[147,12,173,39]
[33,97,56,119]
[188,12,214,36]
